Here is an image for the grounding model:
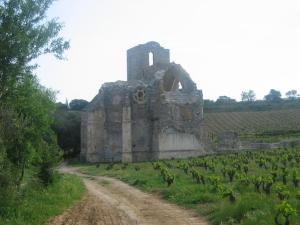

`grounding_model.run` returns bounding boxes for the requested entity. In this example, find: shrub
[274,201,297,225]
[251,176,262,192]
[106,163,114,170]
[0,169,17,217]
[37,142,62,187]
[221,187,236,203]
[160,167,175,187]
[134,165,141,171]
[296,190,300,200]
[121,163,128,170]
[292,170,300,188]
[275,184,290,200]
[262,175,274,195]
[227,168,236,182]
[0,144,17,217]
